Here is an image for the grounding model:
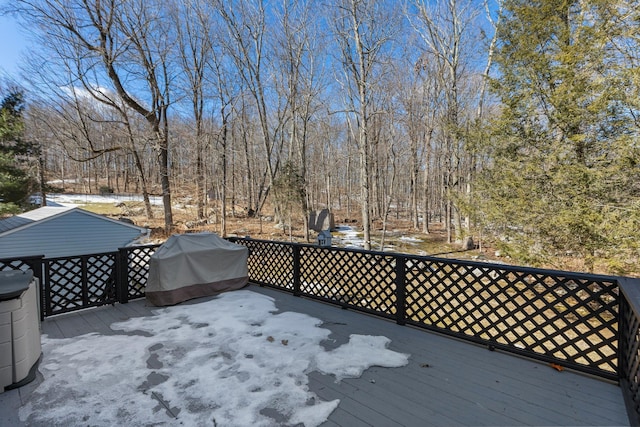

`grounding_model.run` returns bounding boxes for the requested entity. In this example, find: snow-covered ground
[19,290,409,427]
[41,195,427,252]
[46,193,164,206]
[332,226,424,252]
[399,235,423,243]
[332,225,365,249]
